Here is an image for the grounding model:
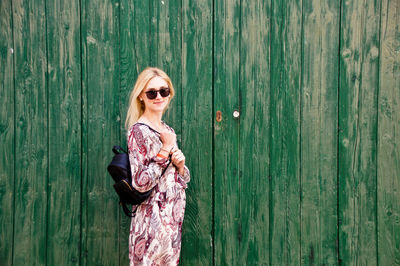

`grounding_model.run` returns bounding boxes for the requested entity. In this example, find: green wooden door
[212,0,399,265]
[212,0,334,264]
[213,1,271,264]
